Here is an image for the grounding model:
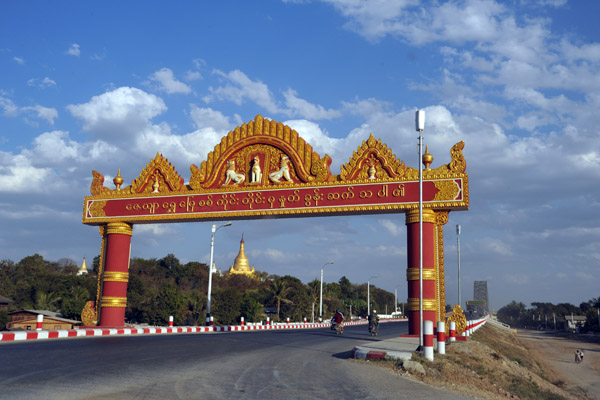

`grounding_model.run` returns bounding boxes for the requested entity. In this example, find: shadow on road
[331,350,353,359]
